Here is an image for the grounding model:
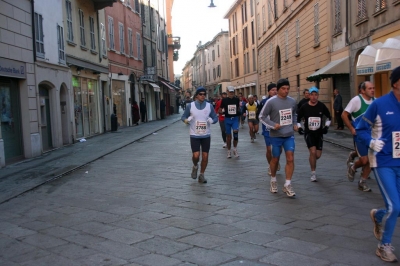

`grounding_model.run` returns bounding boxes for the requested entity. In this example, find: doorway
[0,78,23,163]
[39,85,53,151]
[60,84,69,145]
